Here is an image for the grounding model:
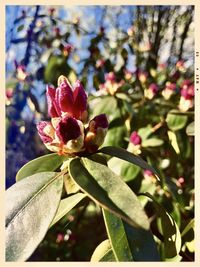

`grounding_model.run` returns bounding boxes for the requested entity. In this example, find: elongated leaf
[142,138,164,147]
[139,193,182,259]
[166,112,188,131]
[6,172,64,261]
[69,157,149,230]
[49,193,86,227]
[103,209,160,261]
[91,239,116,262]
[16,153,66,181]
[138,125,153,140]
[108,157,140,182]
[99,146,160,180]
[181,219,194,237]
[186,121,194,136]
